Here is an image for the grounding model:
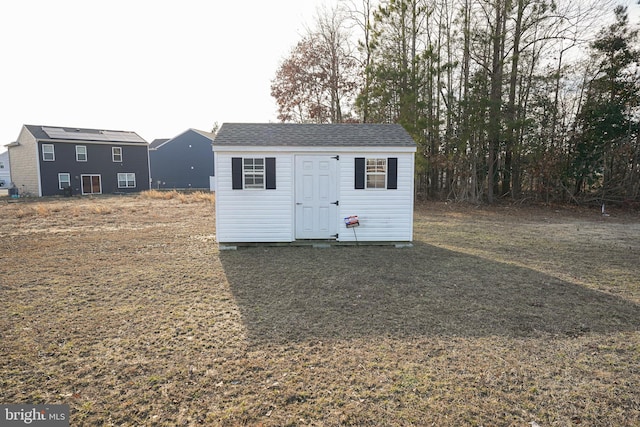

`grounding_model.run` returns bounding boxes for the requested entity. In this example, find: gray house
[149,129,215,190]
[7,125,150,197]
